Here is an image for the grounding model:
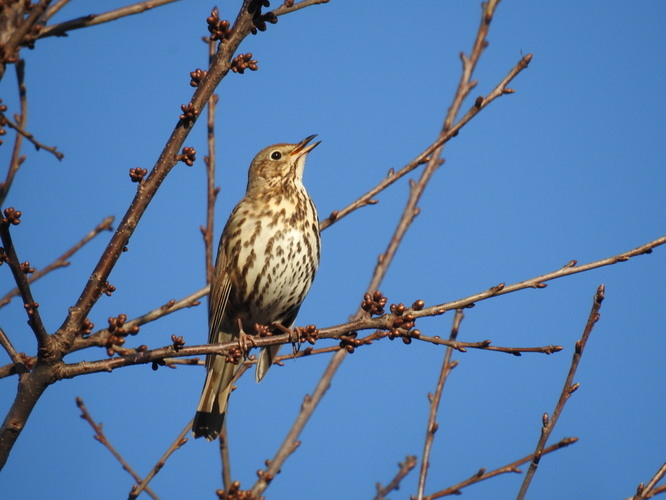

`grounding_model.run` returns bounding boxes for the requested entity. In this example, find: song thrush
[193,135,321,440]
